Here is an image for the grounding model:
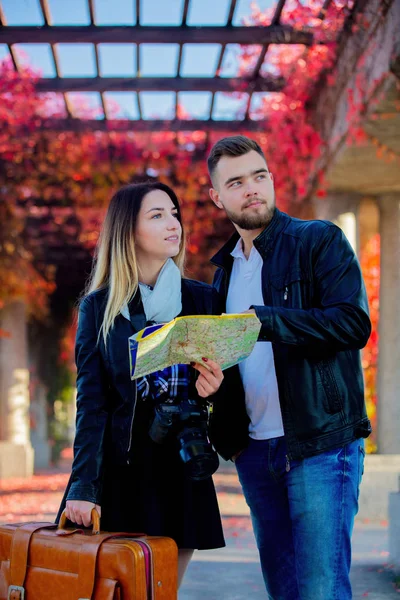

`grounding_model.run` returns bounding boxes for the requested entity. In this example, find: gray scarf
[121,258,182,324]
